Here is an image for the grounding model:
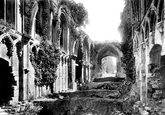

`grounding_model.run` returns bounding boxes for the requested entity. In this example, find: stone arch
[143,18,150,47]
[144,18,150,39]
[97,44,122,74]
[148,8,157,32]
[30,0,52,39]
[0,26,23,59]
[57,5,70,52]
